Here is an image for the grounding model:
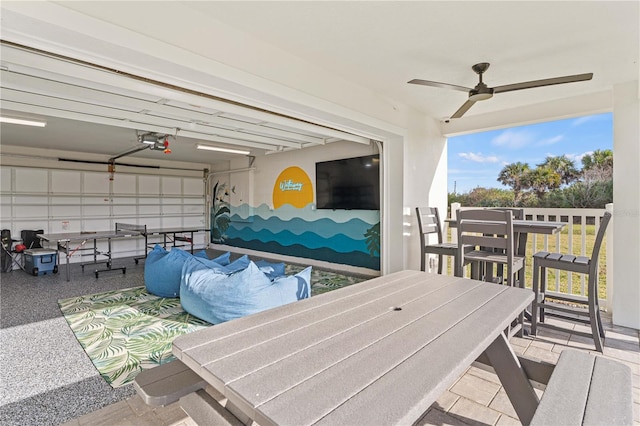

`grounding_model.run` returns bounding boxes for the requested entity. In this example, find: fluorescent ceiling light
[0,116,47,127]
[196,144,250,155]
